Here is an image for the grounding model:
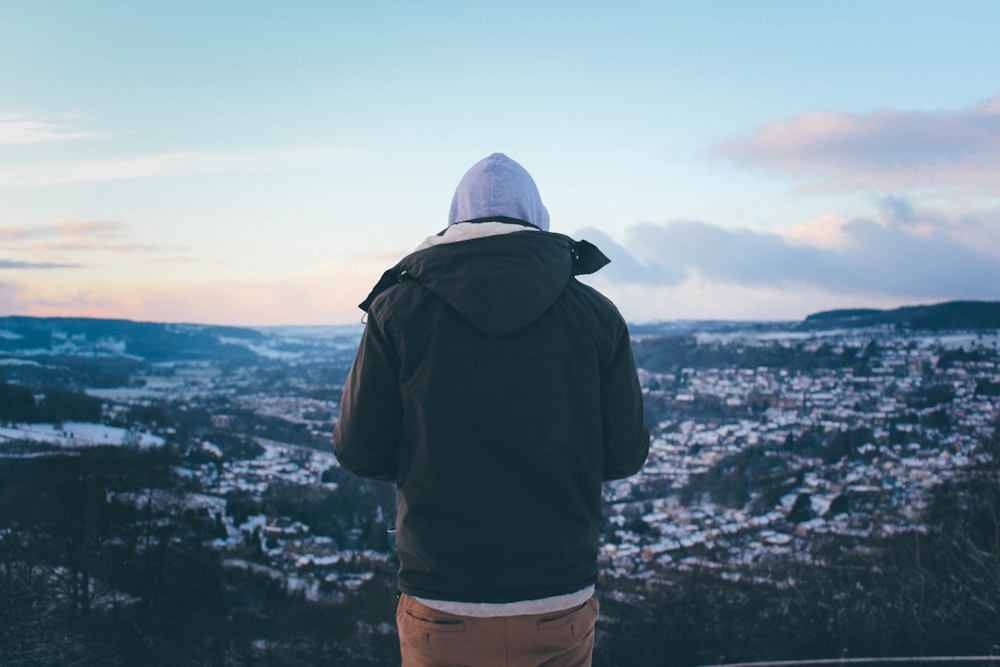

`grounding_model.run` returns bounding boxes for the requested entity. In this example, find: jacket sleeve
[601,326,650,481]
[333,312,401,482]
